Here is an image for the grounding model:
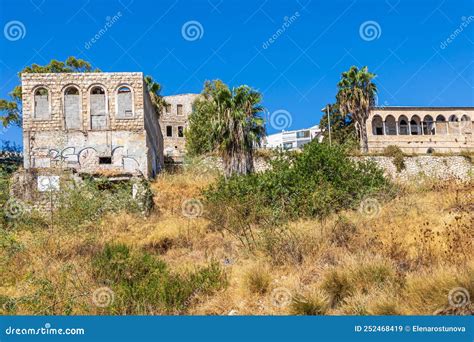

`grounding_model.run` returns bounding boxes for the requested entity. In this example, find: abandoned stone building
[367,107,474,154]
[21,72,164,179]
[160,93,199,162]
